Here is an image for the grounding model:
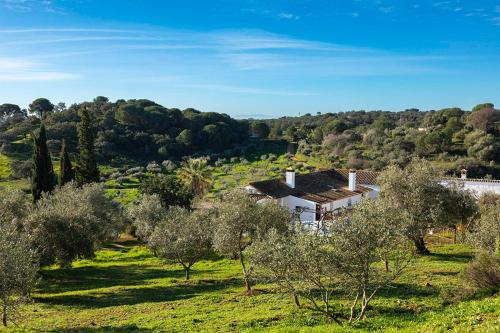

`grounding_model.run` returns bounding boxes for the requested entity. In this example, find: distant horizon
[6,96,497,120]
[1,0,499,117]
